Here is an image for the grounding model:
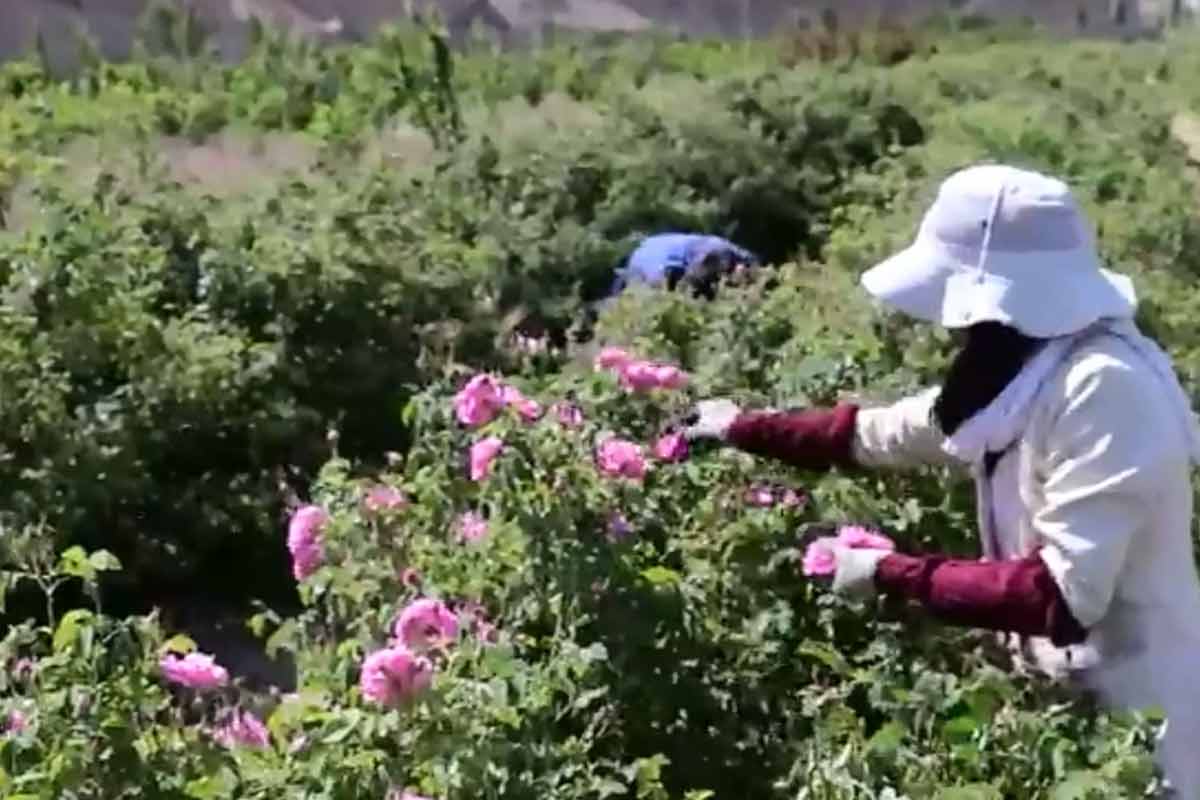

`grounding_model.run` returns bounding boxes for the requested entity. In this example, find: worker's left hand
[679,399,741,441]
[829,544,891,599]
[804,535,892,599]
